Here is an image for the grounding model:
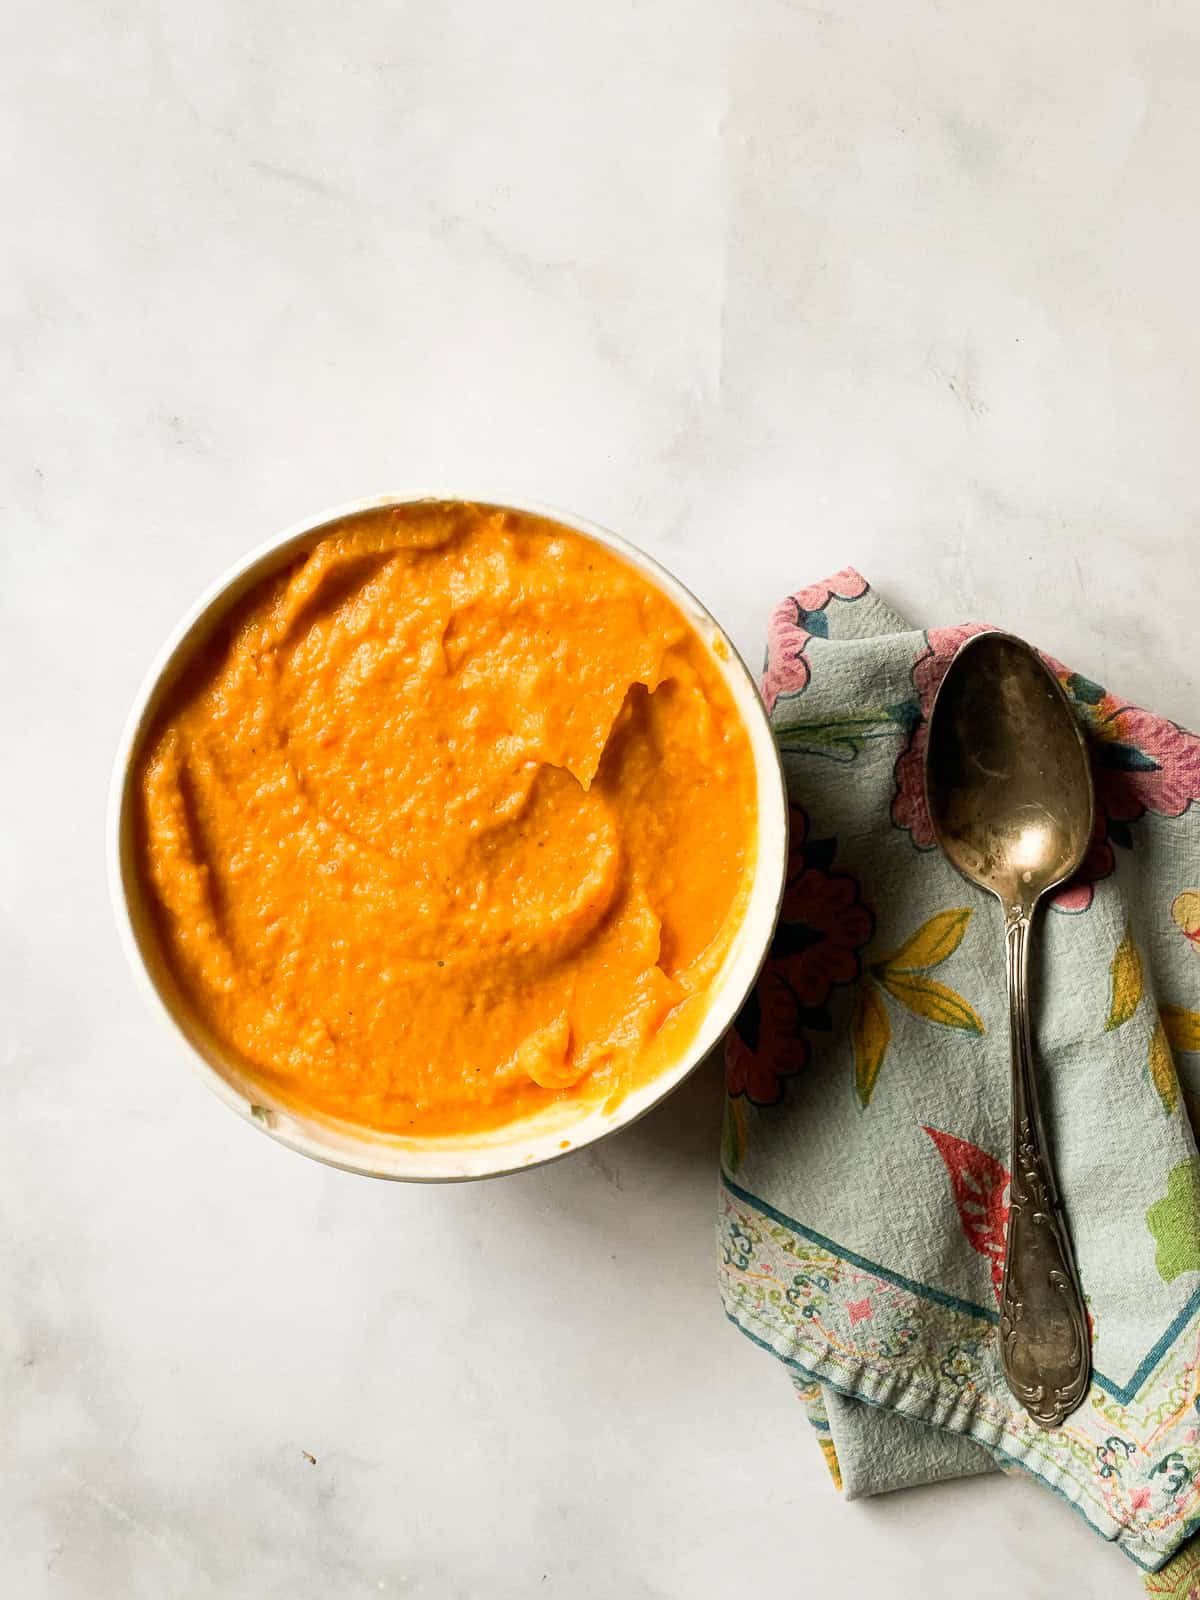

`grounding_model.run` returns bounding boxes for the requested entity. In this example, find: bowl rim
[107,492,788,1182]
